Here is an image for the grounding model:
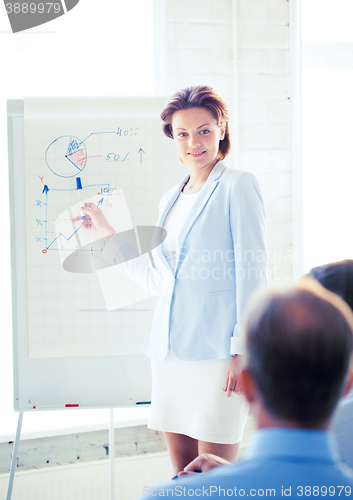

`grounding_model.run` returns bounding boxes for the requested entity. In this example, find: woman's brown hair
[160,85,231,160]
